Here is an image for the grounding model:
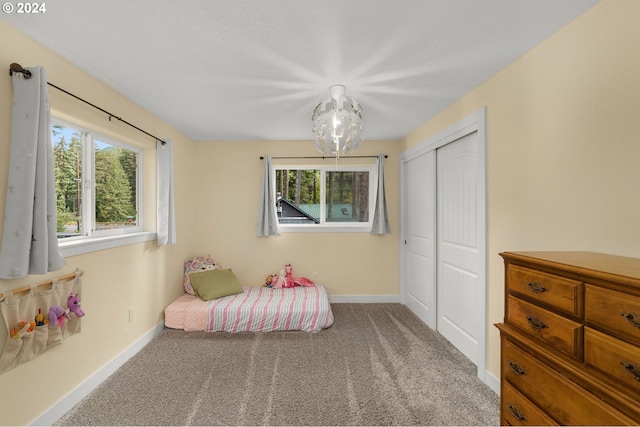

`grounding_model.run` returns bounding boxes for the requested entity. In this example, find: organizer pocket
[16,328,36,364]
[0,271,83,374]
[0,336,22,373]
